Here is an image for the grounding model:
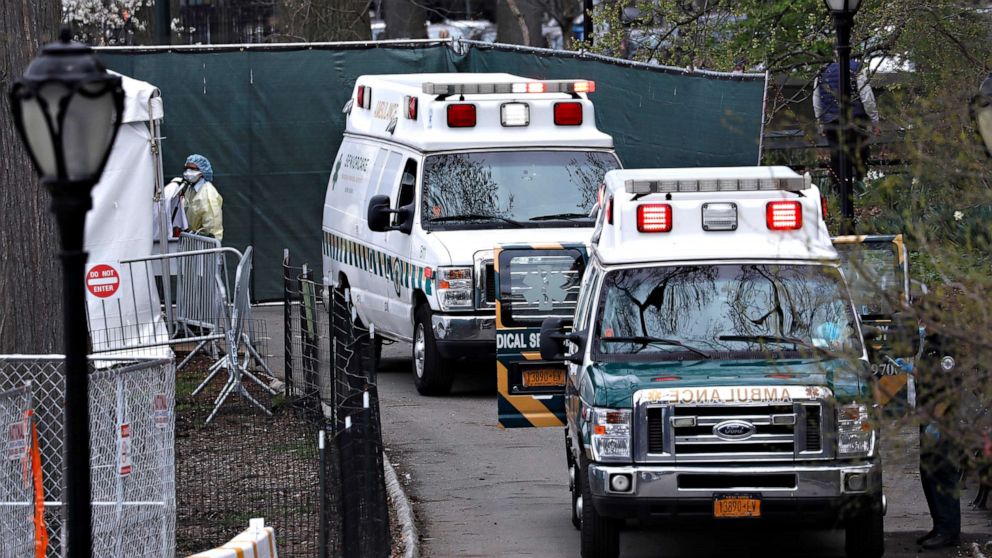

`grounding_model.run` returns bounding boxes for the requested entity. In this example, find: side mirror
[367,194,414,234]
[539,317,585,364]
[887,312,921,357]
[367,195,392,232]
